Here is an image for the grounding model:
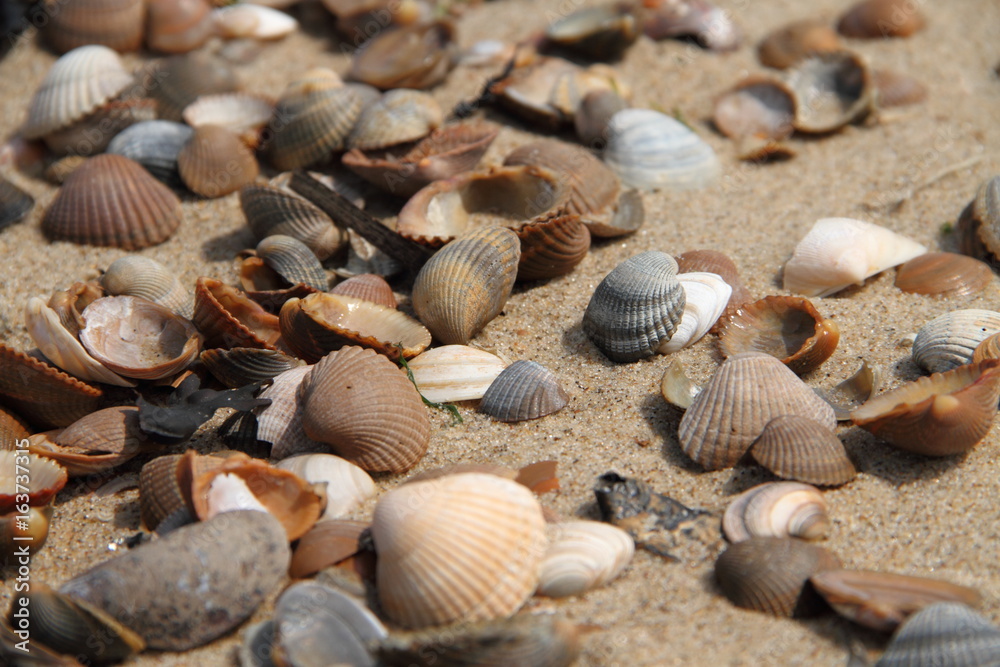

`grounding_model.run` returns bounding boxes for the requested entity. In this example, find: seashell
[0,343,102,429]
[895,252,991,298]
[412,226,521,345]
[330,274,397,309]
[582,251,686,363]
[371,472,547,628]
[256,365,323,459]
[0,175,34,230]
[658,272,732,354]
[783,218,927,297]
[276,453,376,520]
[60,510,289,651]
[751,416,856,486]
[1,504,54,563]
[45,281,104,343]
[407,345,507,403]
[343,121,500,198]
[810,569,982,633]
[973,332,1000,364]
[79,296,202,380]
[714,536,842,617]
[957,175,1000,264]
[43,154,183,249]
[545,4,642,61]
[722,481,829,544]
[873,68,928,107]
[0,405,30,444]
[144,52,240,122]
[815,360,882,421]
[213,4,299,40]
[679,351,837,470]
[106,120,194,188]
[146,0,214,53]
[713,76,796,144]
[183,93,274,147]
[193,277,282,349]
[757,19,842,69]
[23,45,134,141]
[575,88,629,146]
[0,451,67,513]
[875,602,1000,666]
[837,0,926,39]
[44,155,89,185]
[255,235,328,291]
[515,212,592,282]
[42,98,157,157]
[347,89,443,150]
[642,0,742,51]
[139,451,208,530]
[340,228,406,279]
[785,52,875,133]
[675,249,753,329]
[911,309,1000,374]
[851,359,1000,456]
[660,360,701,410]
[32,406,148,475]
[603,109,720,191]
[289,518,368,578]
[101,255,193,318]
[718,295,839,375]
[479,360,569,422]
[299,346,430,473]
[178,124,259,198]
[41,0,145,54]
[349,21,457,90]
[240,183,346,261]
[201,346,305,388]
[537,520,634,598]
